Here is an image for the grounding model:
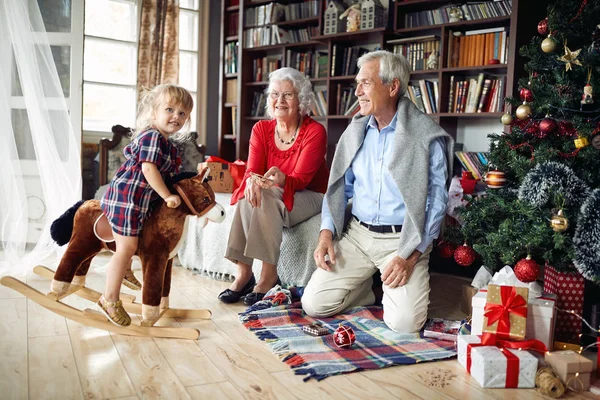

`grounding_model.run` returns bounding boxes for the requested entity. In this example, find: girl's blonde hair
[135,84,194,140]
